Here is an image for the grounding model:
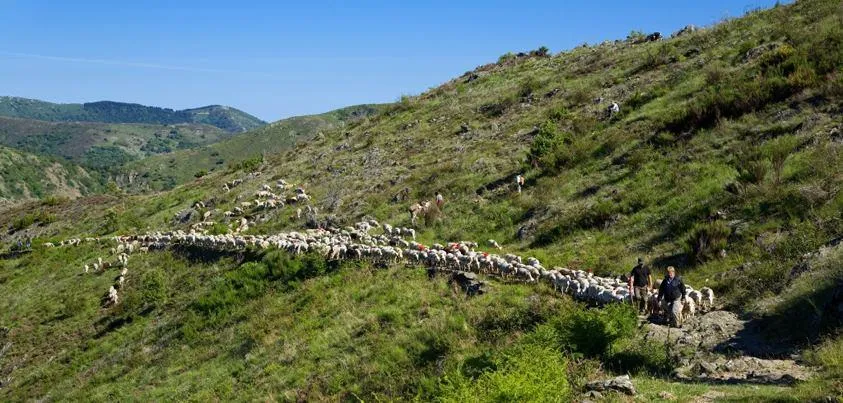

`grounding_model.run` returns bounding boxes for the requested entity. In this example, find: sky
[0,0,785,122]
